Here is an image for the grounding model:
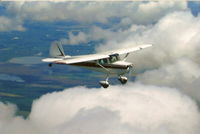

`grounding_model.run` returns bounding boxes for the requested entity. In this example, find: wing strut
[96,63,110,72]
[57,44,65,56]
